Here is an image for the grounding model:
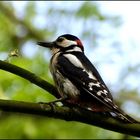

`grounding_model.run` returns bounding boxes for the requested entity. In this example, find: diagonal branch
[0,60,140,137]
[0,60,59,98]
